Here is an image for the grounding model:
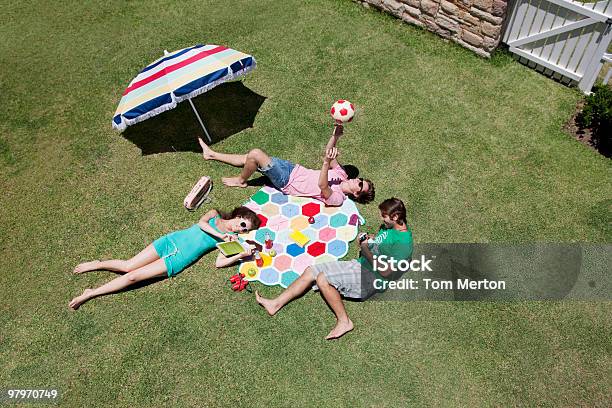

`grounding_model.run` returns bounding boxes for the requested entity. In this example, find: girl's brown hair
[218,206,261,230]
[378,198,407,225]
